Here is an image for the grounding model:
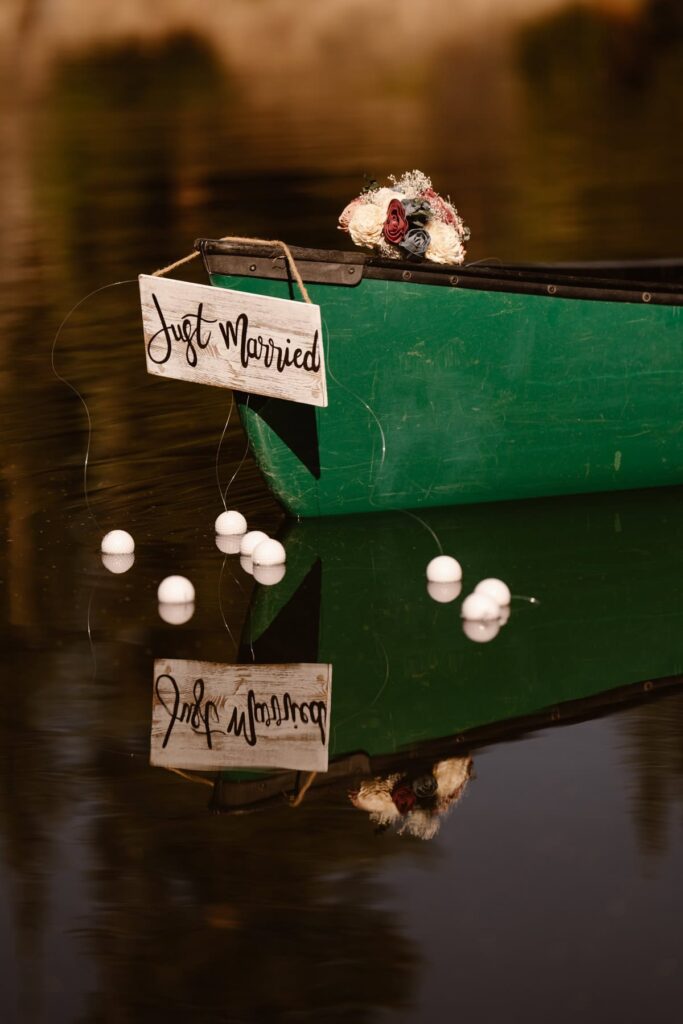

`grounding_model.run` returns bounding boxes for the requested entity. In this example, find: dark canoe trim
[209,672,683,813]
[195,238,683,306]
[372,672,683,774]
